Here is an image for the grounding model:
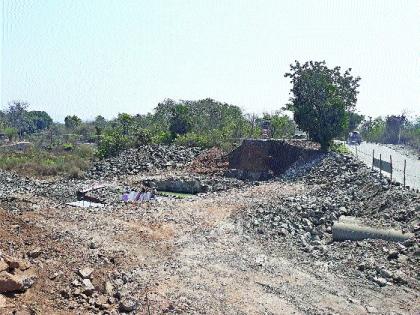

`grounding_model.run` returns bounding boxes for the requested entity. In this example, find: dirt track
[1,180,418,314]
